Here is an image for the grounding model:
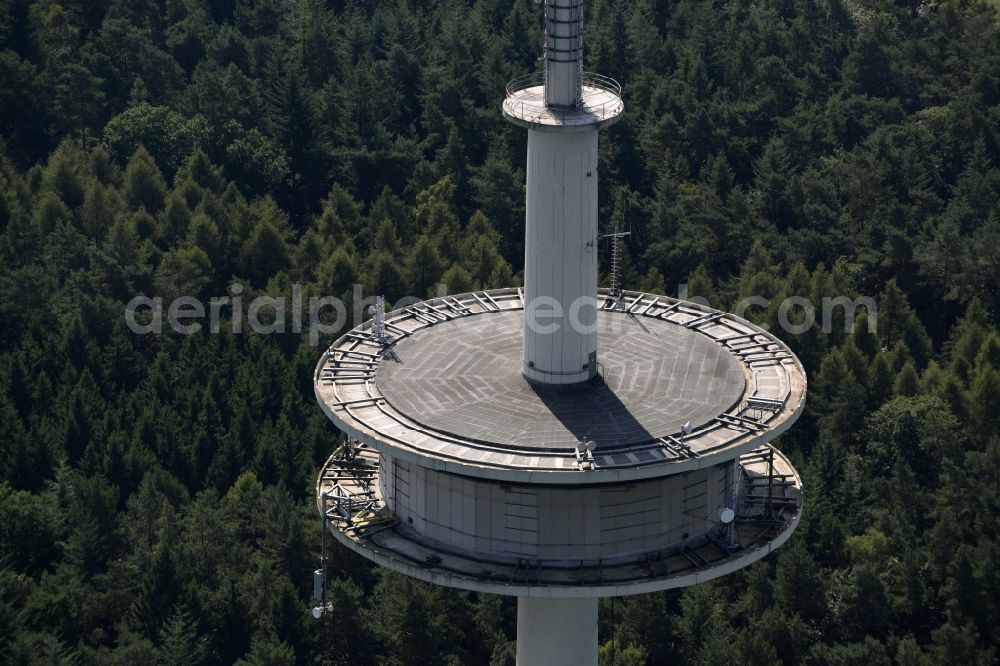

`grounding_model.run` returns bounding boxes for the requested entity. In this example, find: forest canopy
[0,0,998,664]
